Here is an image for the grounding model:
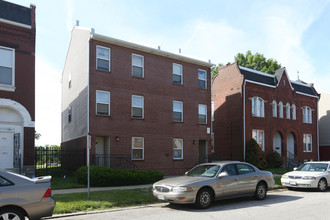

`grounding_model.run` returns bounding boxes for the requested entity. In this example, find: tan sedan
[0,170,55,220]
[153,161,274,209]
